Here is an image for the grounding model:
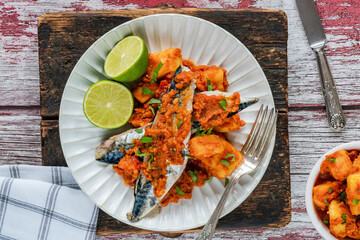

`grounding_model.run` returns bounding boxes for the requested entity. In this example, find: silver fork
[195,104,278,240]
